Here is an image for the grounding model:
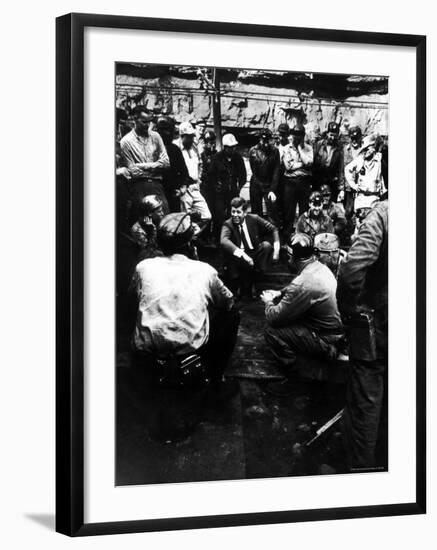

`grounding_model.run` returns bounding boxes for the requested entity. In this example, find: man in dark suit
[220,197,280,298]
